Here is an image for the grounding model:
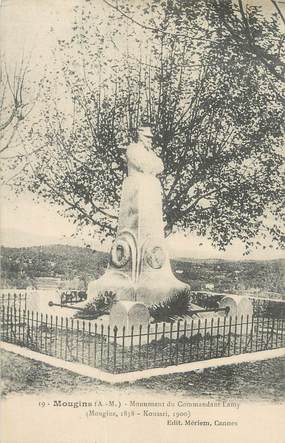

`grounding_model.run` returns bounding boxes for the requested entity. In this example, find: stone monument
[109,301,150,331]
[88,127,188,305]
